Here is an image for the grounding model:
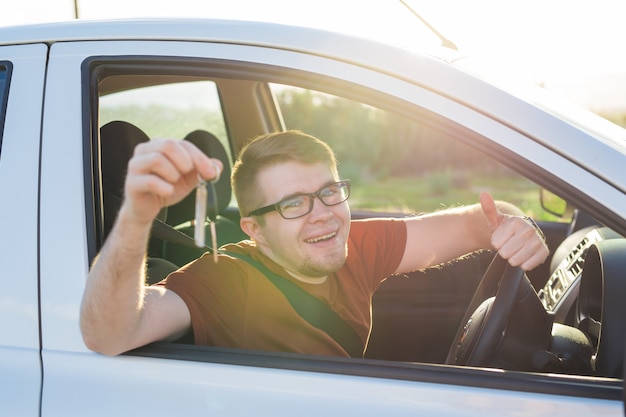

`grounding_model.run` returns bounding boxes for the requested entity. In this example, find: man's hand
[480,192,549,271]
[81,138,222,355]
[122,139,222,226]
